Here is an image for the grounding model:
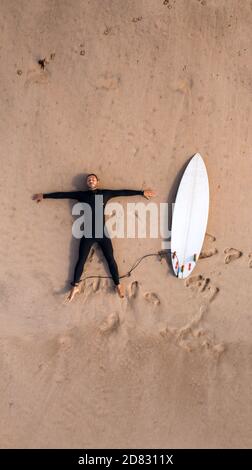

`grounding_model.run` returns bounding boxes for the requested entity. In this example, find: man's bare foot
[116,284,125,298]
[64,284,81,303]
